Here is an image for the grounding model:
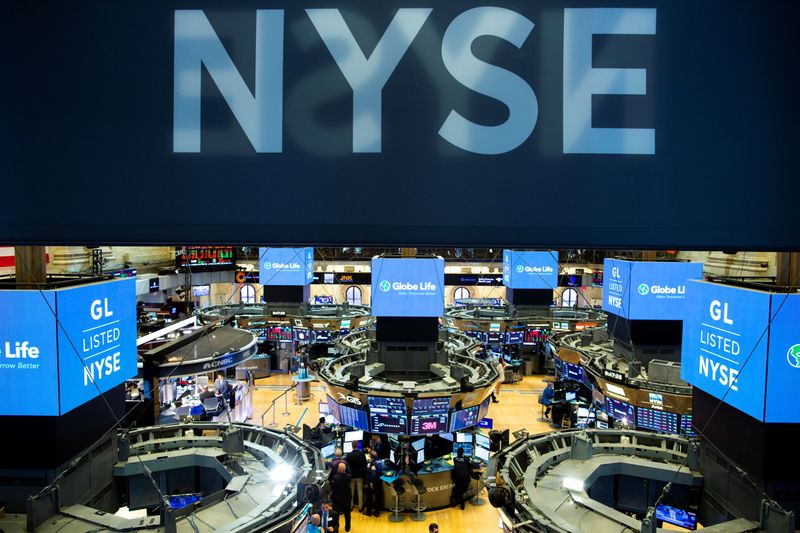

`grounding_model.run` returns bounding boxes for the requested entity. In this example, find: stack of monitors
[636,407,679,434]
[680,414,696,436]
[410,397,450,435]
[450,404,480,432]
[368,396,407,433]
[605,398,635,425]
